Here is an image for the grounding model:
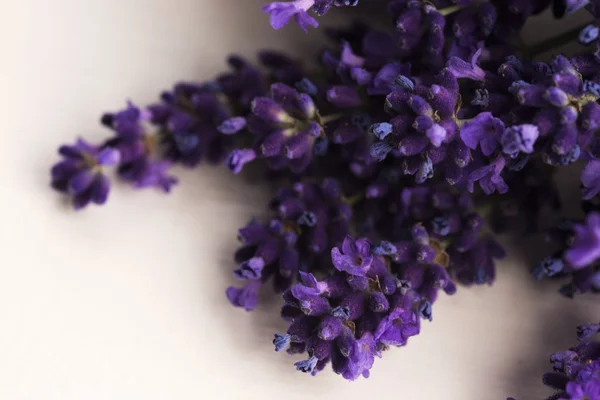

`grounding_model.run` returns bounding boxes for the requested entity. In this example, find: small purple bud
[418,301,433,321]
[501,125,539,155]
[579,24,599,45]
[234,257,266,280]
[394,75,415,91]
[331,305,350,320]
[413,115,434,132]
[297,211,318,227]
[313,137,329,156]
[217,116,247,134]
[398,135,430,156]
[369,122,393,140]
[471,88,489,108]
[295,78,318,96]
[368,292,390,312]
[583,80,600,97]
[373,241,397,256]
[577,323,600,341]
[371,141,393,161]
[273,333,291,352]
[544,87,569,107]
[407,95,433,117]
[415,156,434,184]
[295,356,319,373]
[226,149,256,174]
[251,97,293,124]
[426,123,447,147]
